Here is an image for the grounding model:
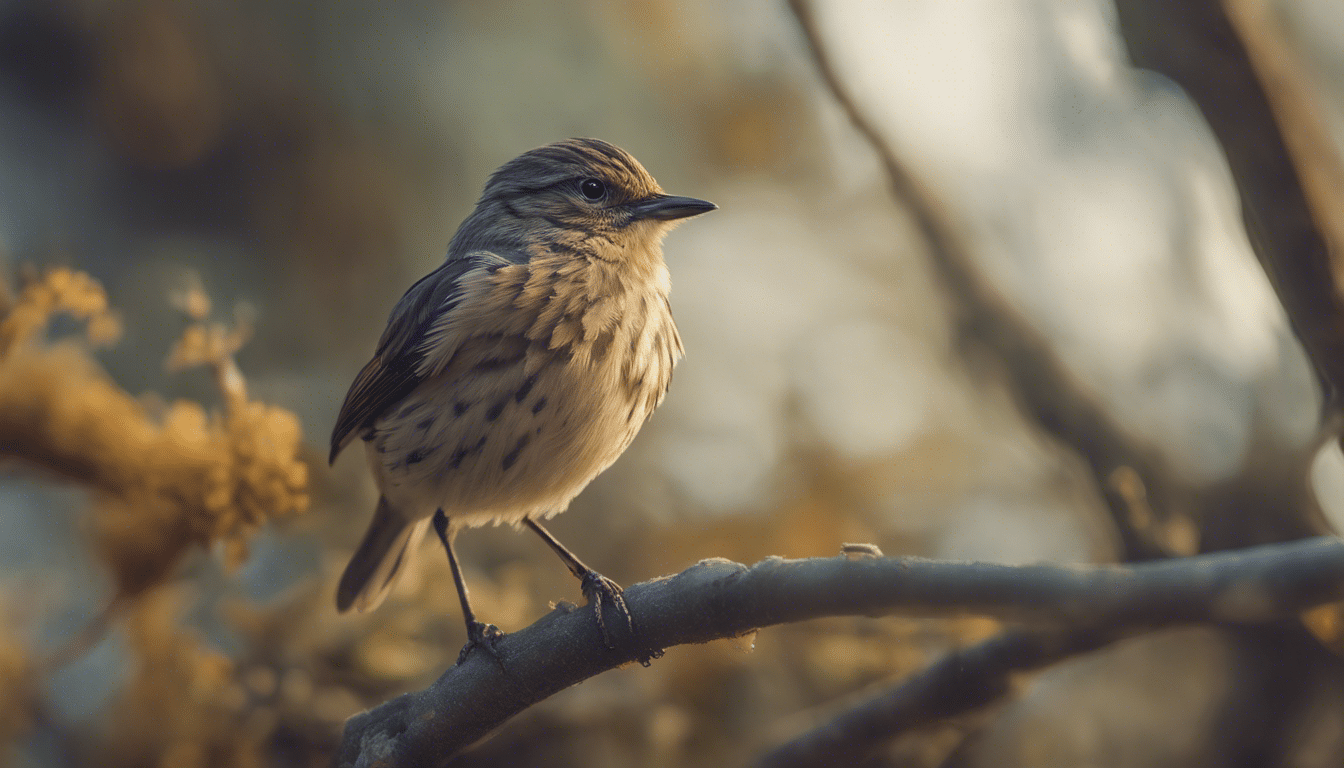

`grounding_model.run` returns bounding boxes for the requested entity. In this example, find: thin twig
[755,626,1115,768]
[335,536,1344,767]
